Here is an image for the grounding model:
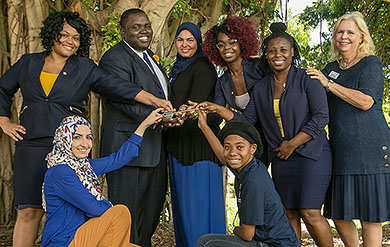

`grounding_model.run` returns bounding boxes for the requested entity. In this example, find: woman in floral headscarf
[41,109,163,247]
